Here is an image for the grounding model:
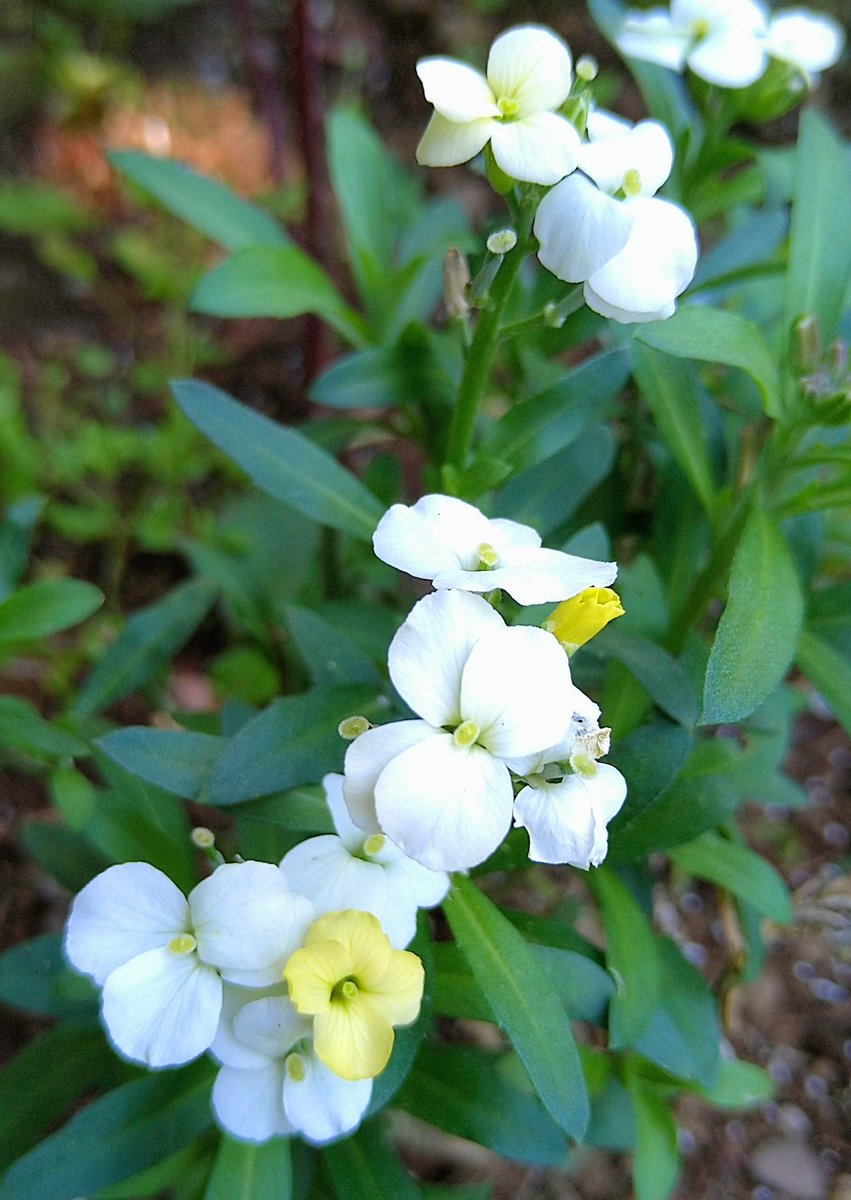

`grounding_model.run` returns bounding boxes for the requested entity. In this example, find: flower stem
[443,207,534,479]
